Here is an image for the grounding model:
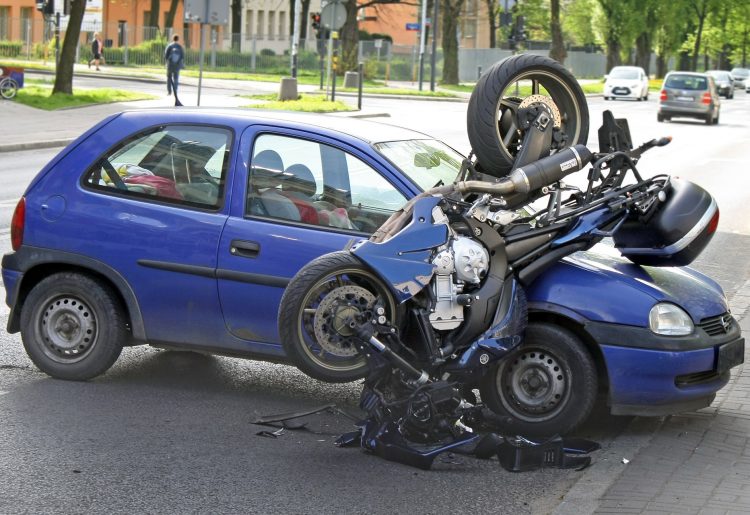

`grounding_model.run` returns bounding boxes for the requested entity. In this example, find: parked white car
[604,66,650,101]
